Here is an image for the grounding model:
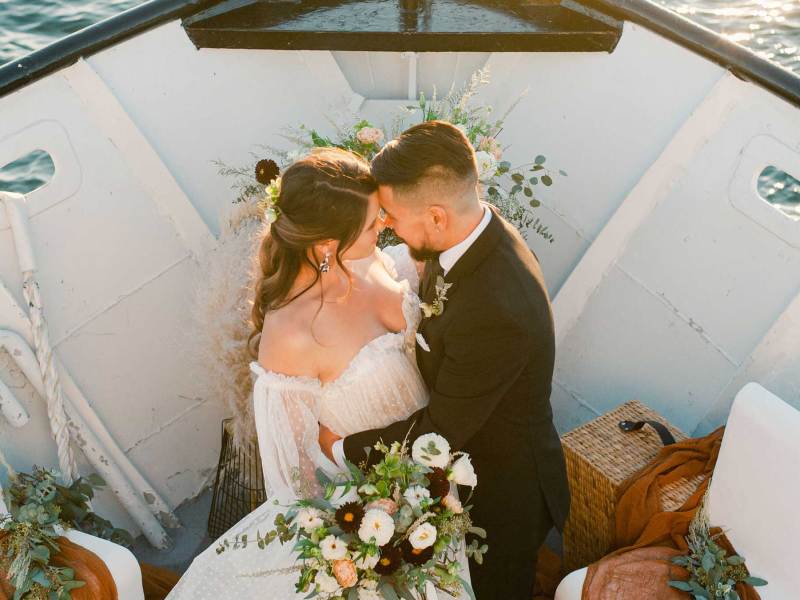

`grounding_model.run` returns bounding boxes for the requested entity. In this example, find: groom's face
[377,185,442,262]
